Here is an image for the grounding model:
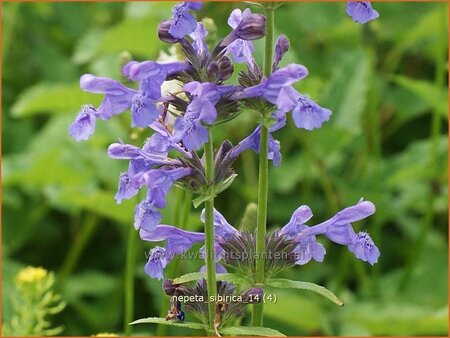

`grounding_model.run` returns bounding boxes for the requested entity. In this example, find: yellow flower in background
[16,266,48,284]
[94,333,119,337]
